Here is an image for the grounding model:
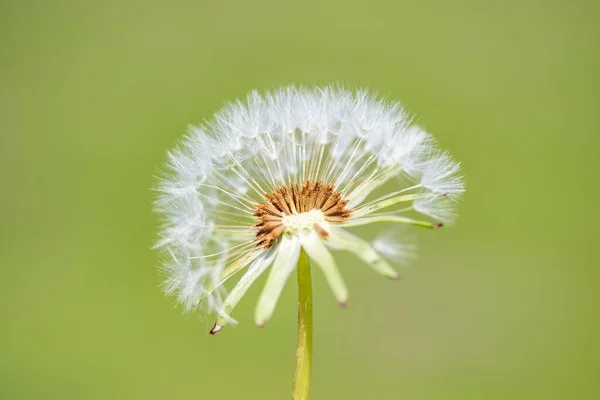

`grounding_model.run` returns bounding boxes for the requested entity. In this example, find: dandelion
[155,85,464,399]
